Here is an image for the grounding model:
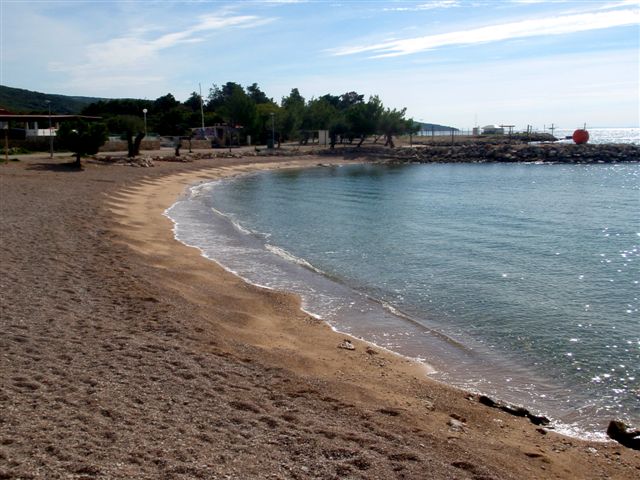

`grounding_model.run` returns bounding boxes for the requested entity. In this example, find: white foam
[211,206,253,235]
[265,244,325,275]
